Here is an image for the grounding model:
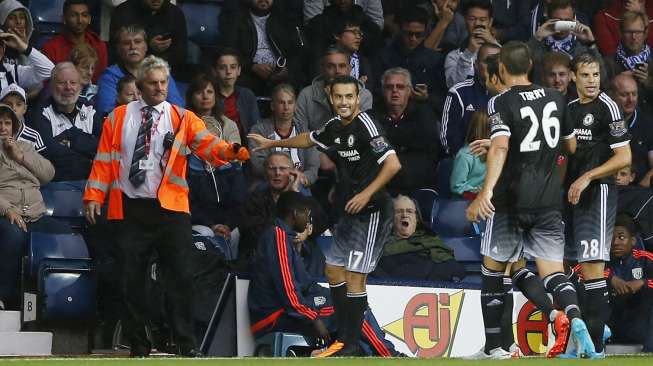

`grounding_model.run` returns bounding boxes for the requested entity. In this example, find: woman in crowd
[70,43,99,106]
[186,73,240,144]
[450,110,490,200]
